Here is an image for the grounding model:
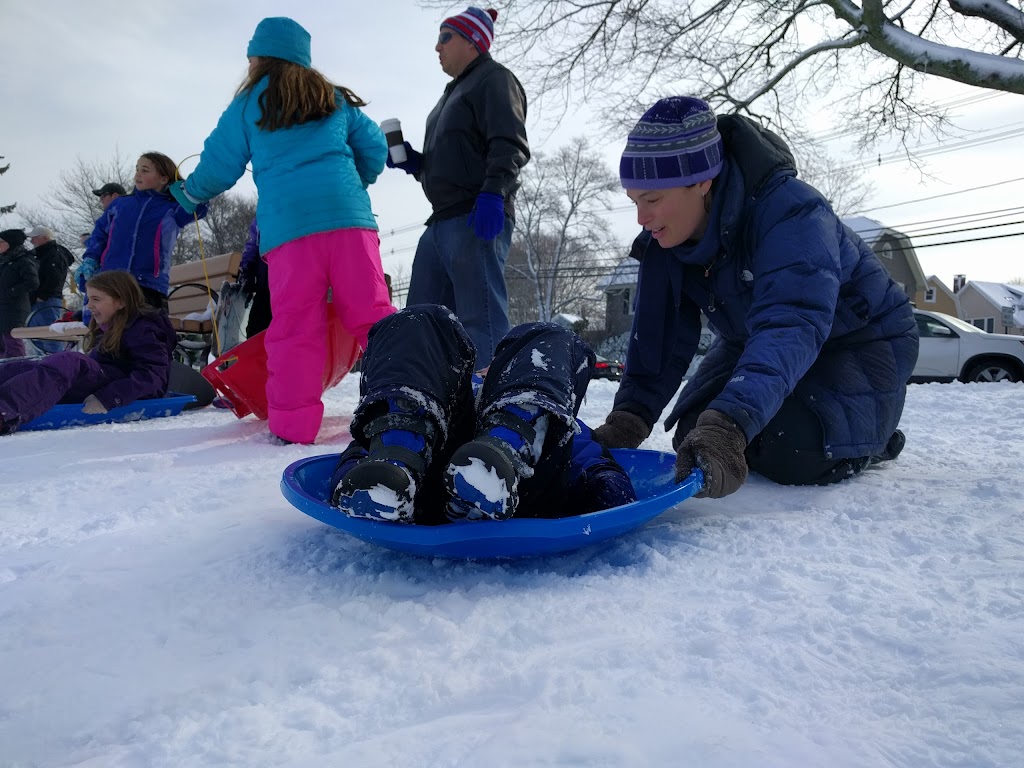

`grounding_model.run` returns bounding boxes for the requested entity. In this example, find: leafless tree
[36,150,135,243]
[796,146,876,216]
[172,192,256,265]
[20,150,255,266]
[508,137,620,323]
[430,1,1024,146]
